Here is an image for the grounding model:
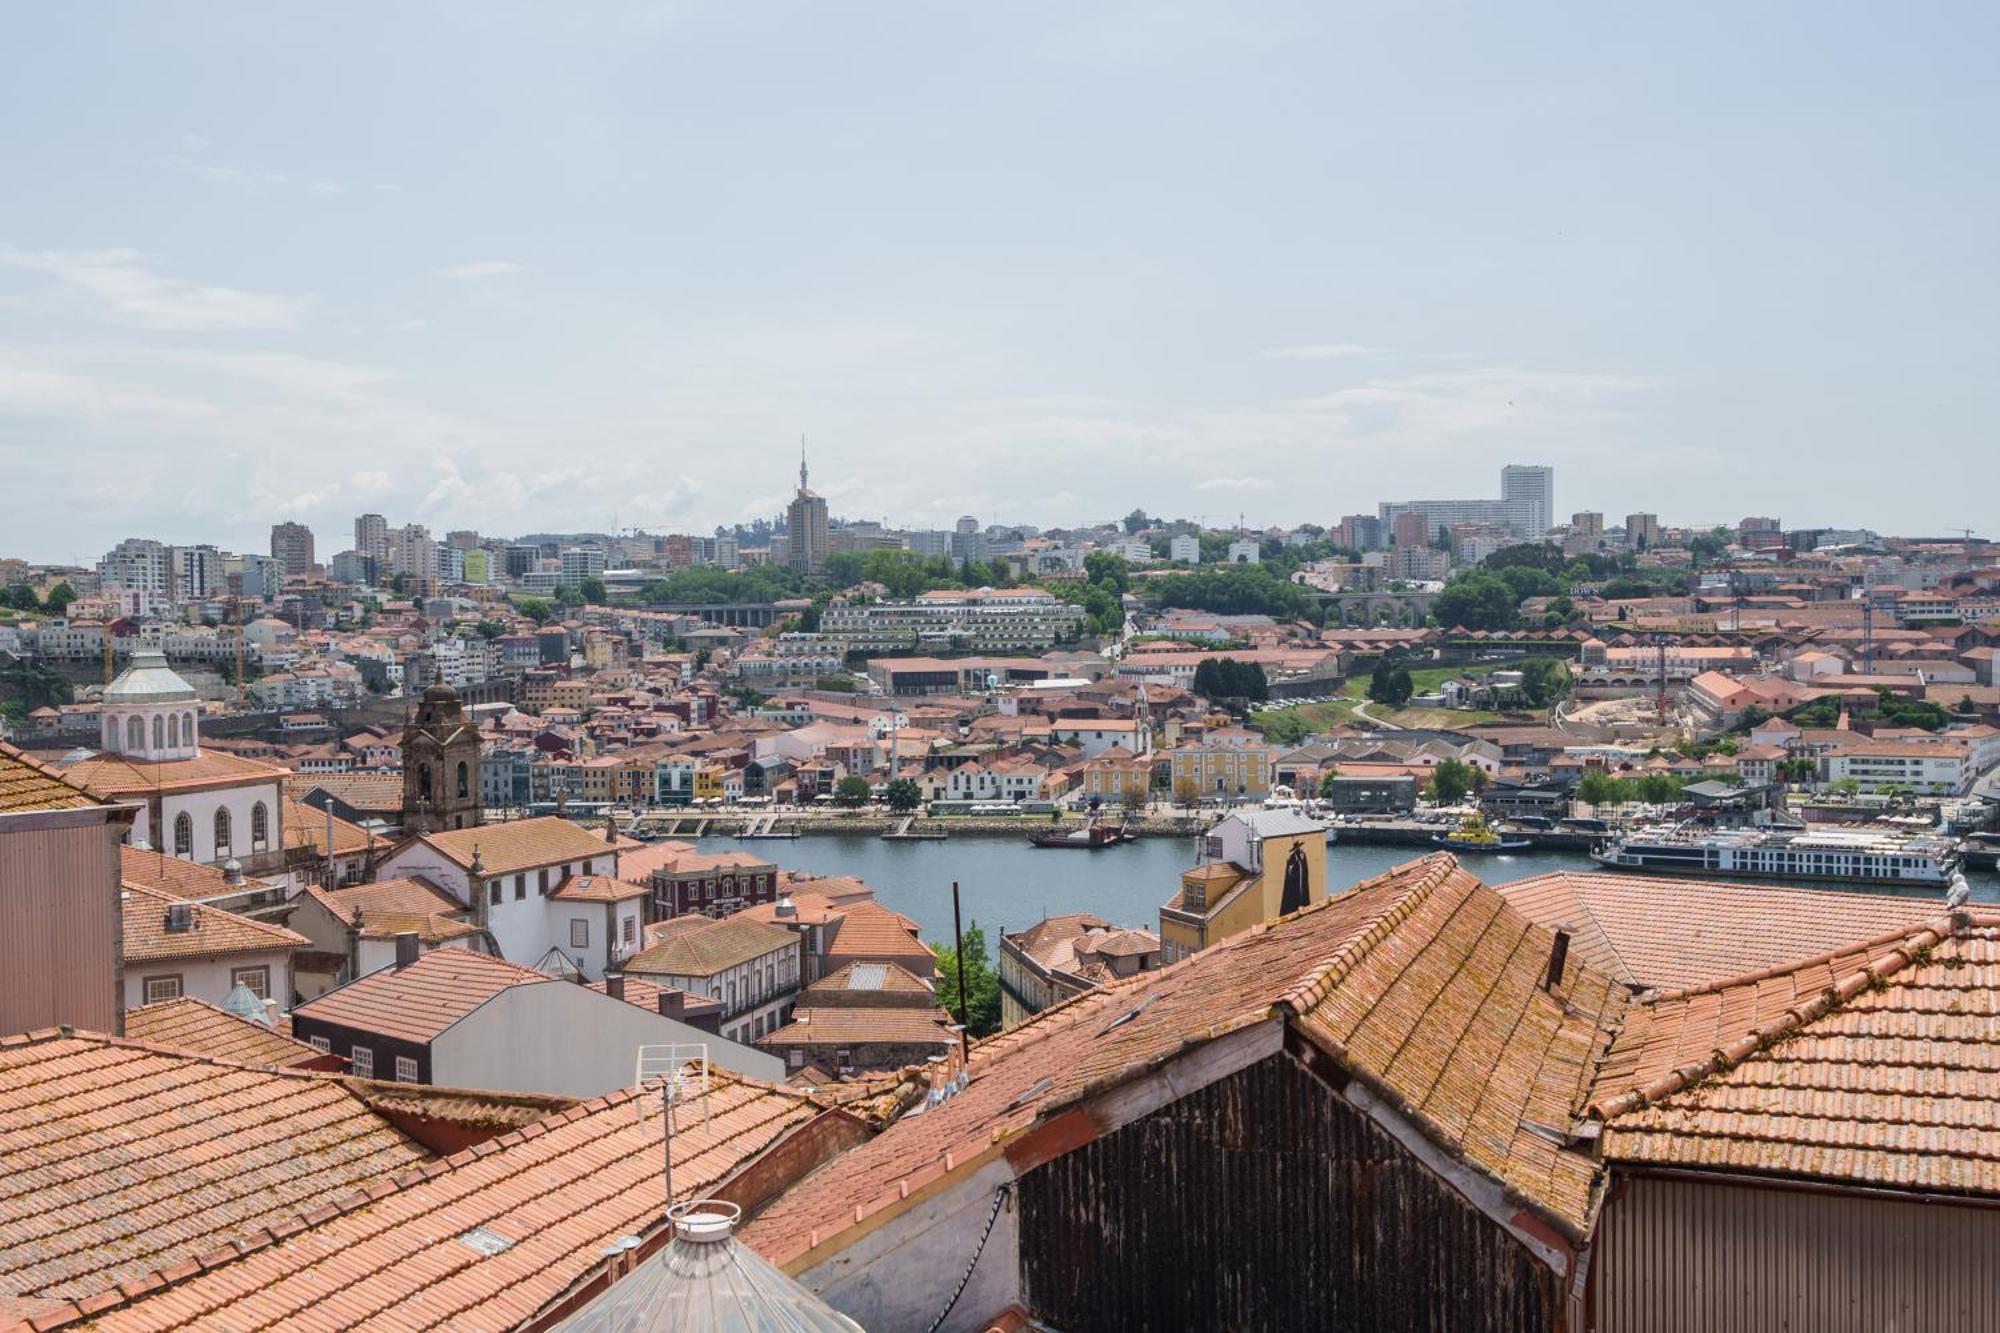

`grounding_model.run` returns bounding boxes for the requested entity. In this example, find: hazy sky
[3,2,1995,562]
